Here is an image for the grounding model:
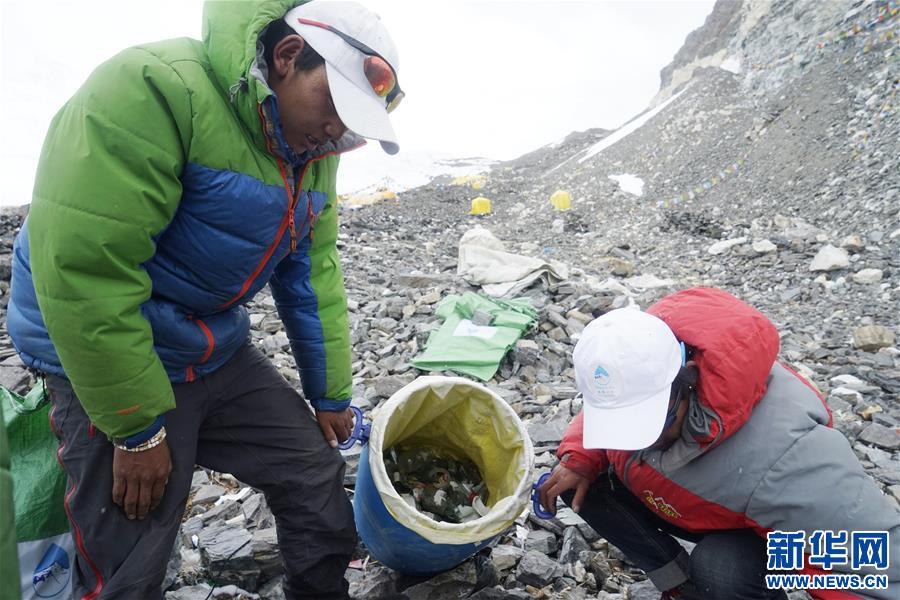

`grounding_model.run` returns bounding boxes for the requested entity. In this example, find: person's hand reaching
[316,408,354,448]
[538,462,592,515]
